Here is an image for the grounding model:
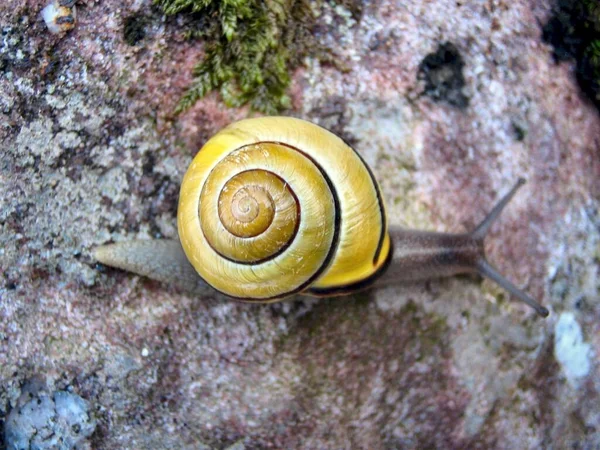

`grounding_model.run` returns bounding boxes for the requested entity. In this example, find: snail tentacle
[471,177,526,240]
[476,259,549,317]
[471,179,548,317]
